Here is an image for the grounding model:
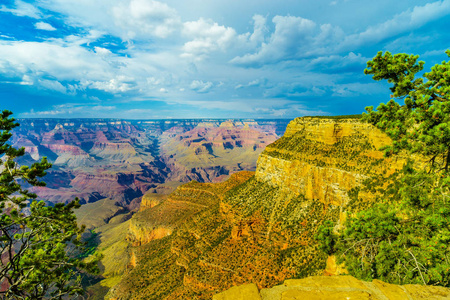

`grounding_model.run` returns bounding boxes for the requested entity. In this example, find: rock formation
[103,116,421,300]
[12,118,288,208]
[213,275,450,300]
[255,117,410,207]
